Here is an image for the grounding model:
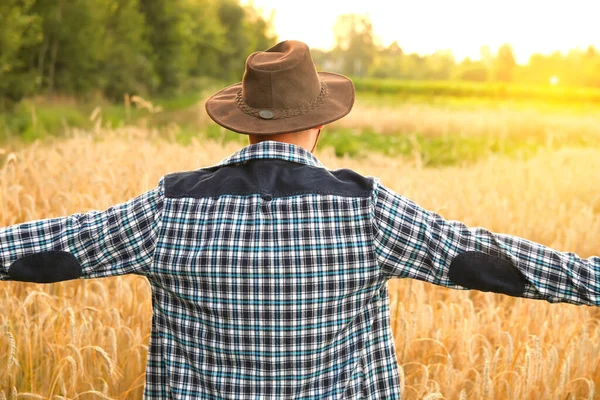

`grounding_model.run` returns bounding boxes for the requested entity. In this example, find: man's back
[145,141,401,398]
